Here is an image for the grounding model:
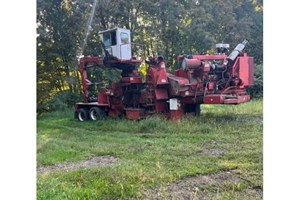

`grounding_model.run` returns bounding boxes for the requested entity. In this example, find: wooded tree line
[37,0,263,113]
